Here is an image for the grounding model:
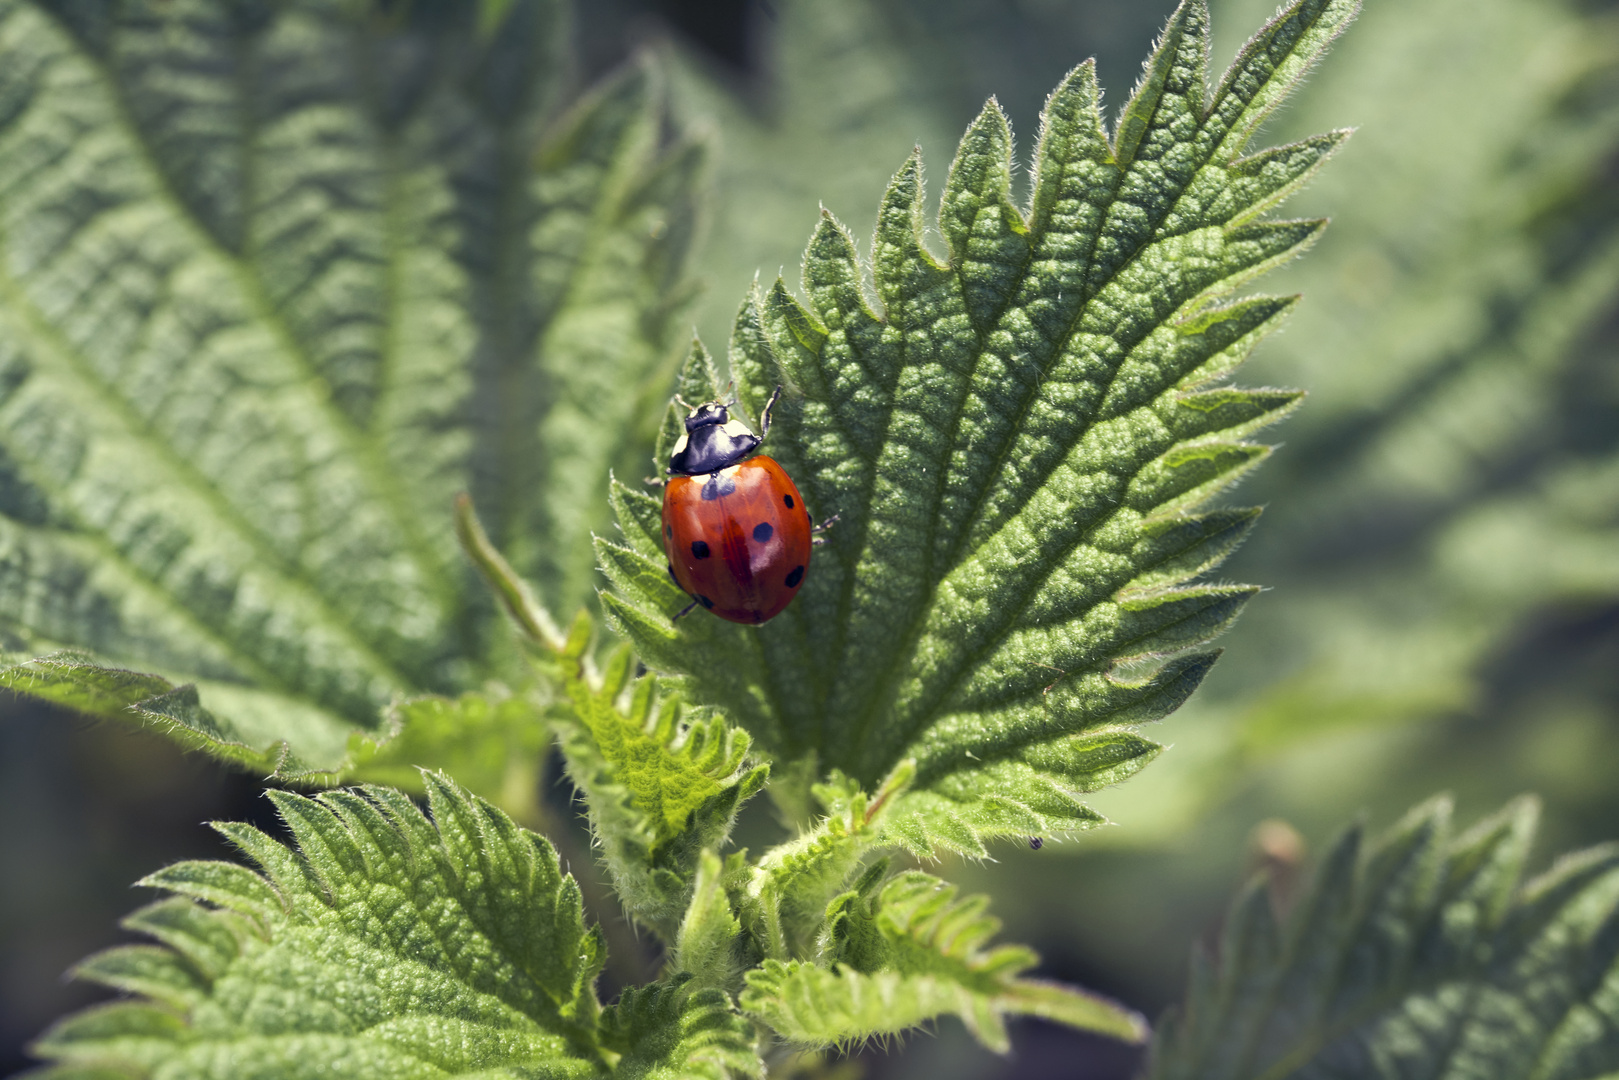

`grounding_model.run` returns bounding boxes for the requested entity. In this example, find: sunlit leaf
[603,0,1357,854]
[31,773,612,1078]
[742,870,1145,1052]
